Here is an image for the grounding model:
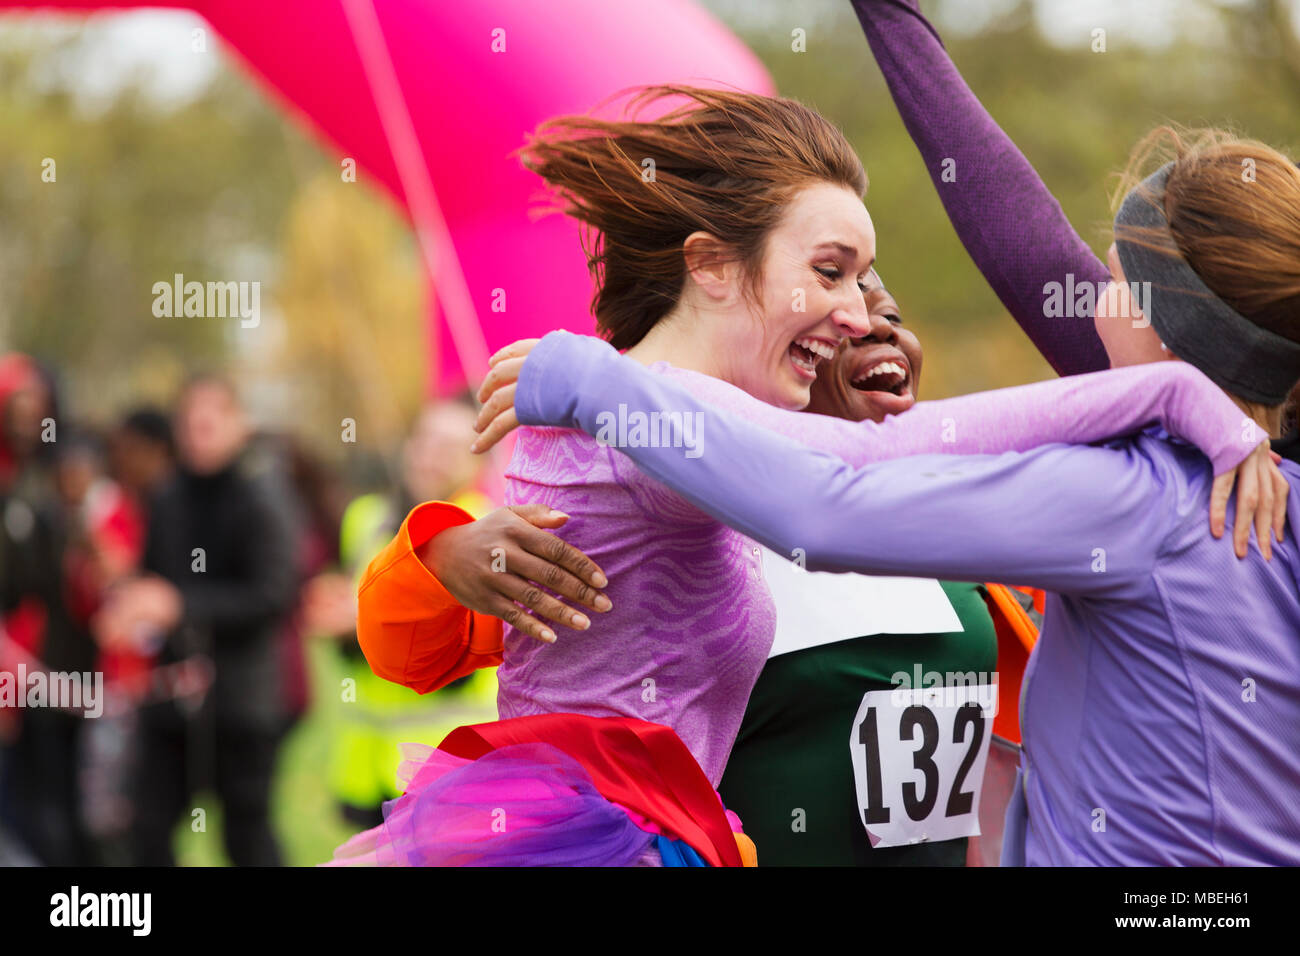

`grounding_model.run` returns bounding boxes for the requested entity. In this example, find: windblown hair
[519,85,867,350]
